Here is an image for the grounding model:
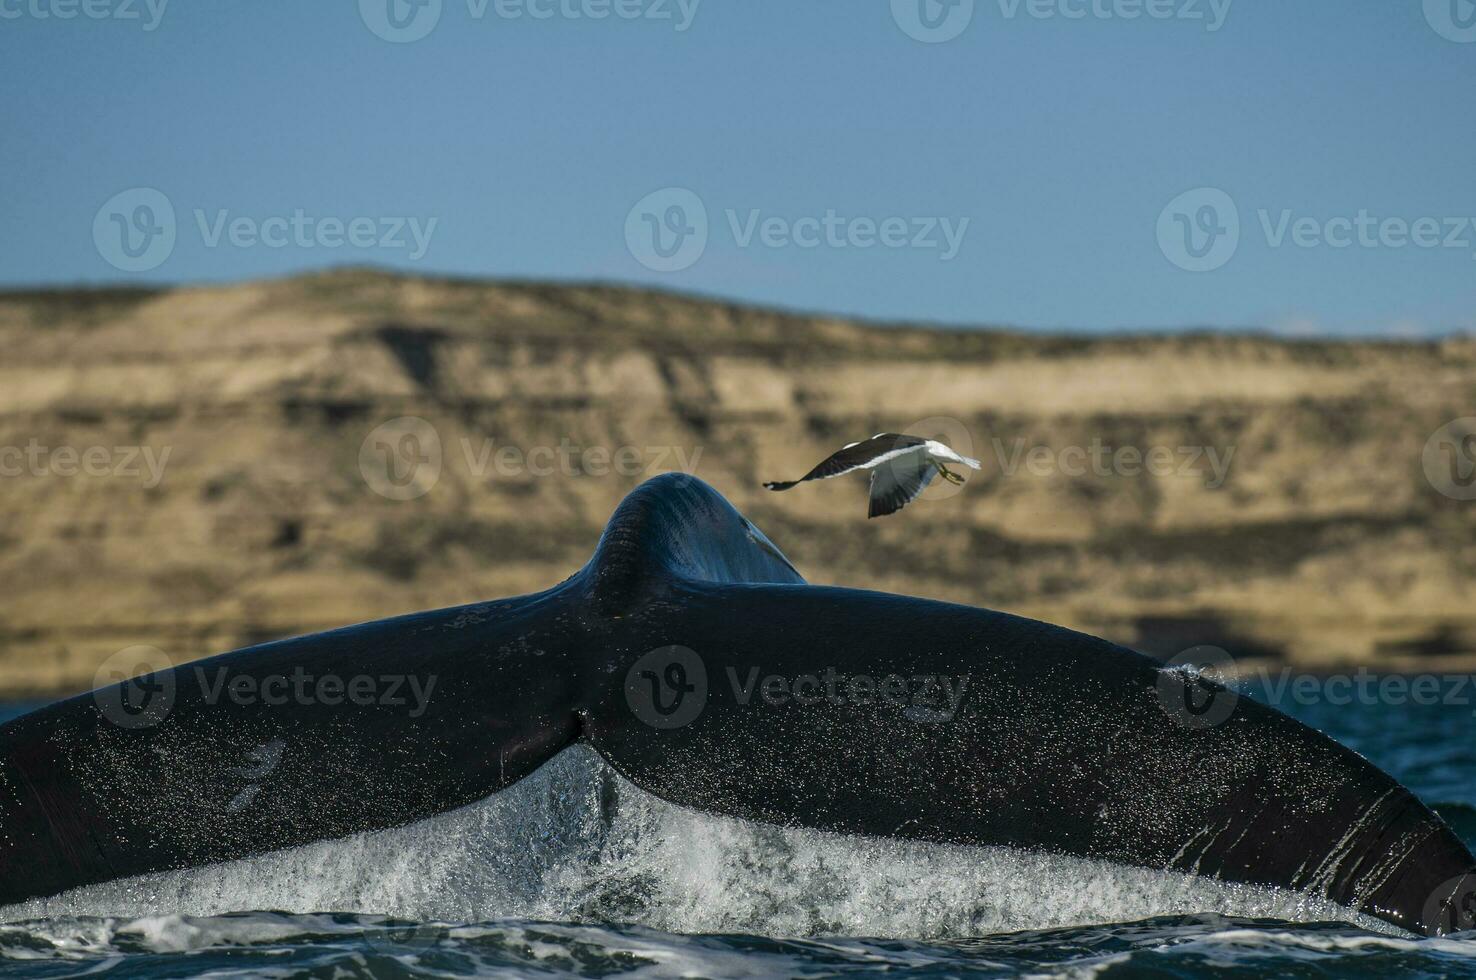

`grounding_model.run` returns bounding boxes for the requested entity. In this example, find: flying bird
[763,433,981,518]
